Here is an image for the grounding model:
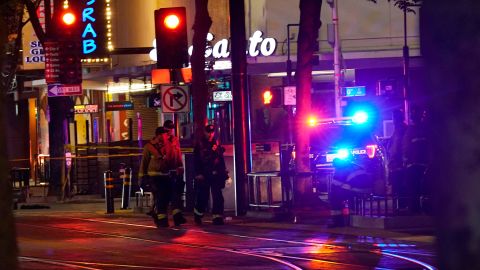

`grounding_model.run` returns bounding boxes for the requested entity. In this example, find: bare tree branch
[22,0,46,44]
